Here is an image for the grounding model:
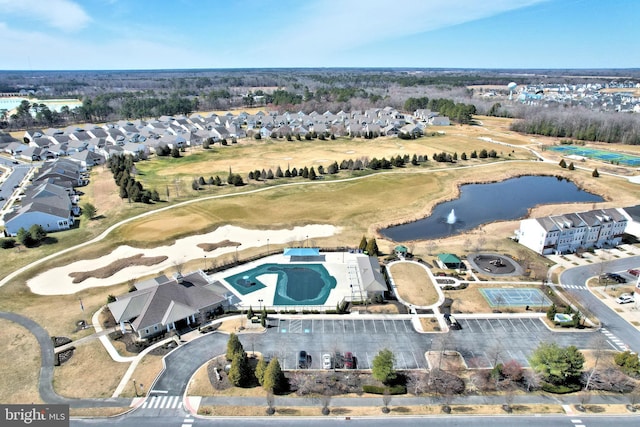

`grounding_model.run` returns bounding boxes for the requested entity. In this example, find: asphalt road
[71,413,640,427]
[559,255,640,353]
[0,160,31,211]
